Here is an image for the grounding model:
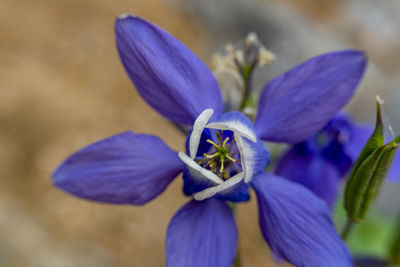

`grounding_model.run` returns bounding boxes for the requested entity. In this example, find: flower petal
[166,198,237,267]
[53,131,183,205]
[388,152,400,183]
[275,147,342,208]
[234,133,269,183]
[180,149,226,197]
[193,172,245,201]
[207,111,257,142]
[345,124,373,161]
[181,149,251,202]
[251,173,352,267]
[214,179,251,202]
[178,152,223,185]
[115,15,223,125]
[255,50,367,143]
[206,111,269,183]
[189,109,214,159]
